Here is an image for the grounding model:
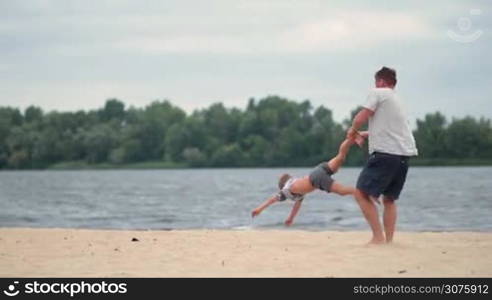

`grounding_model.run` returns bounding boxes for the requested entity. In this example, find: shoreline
[3,158,492,172]
[2,226,492,233]
[1,228,491,277]
[2,165,492,173]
